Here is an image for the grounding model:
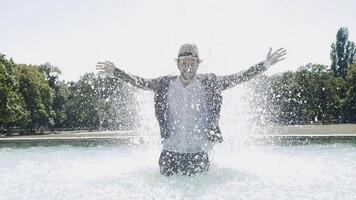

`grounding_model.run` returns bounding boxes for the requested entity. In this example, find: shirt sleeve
[216,62,267,91]
[113,68,159,91]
